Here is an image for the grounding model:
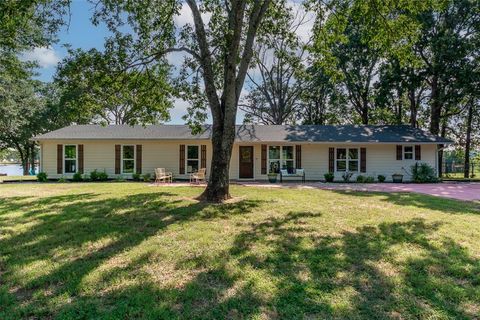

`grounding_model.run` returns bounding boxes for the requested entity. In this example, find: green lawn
[1,183,479,319]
